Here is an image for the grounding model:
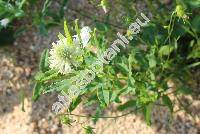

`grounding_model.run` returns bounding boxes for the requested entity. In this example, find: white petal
[81,26,91,33]
[80,26,91,47]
